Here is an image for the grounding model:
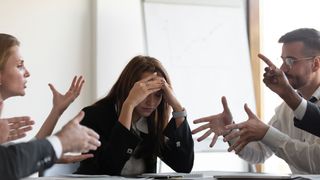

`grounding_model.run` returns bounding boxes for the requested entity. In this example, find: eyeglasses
[282,56,315,69]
